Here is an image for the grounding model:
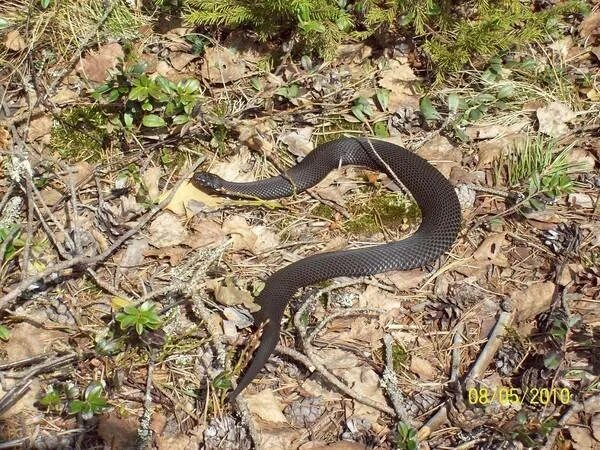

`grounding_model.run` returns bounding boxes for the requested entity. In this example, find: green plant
[39,386,63,411]
[0,324,10,341]
[50,106,108,162]
[0,225,24,263]
[184,0,352,58]
[494,136,581,211]
[116,301,162,335]
[393,422,418,450]
[68,382,109,420]
[93,62,203,130]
